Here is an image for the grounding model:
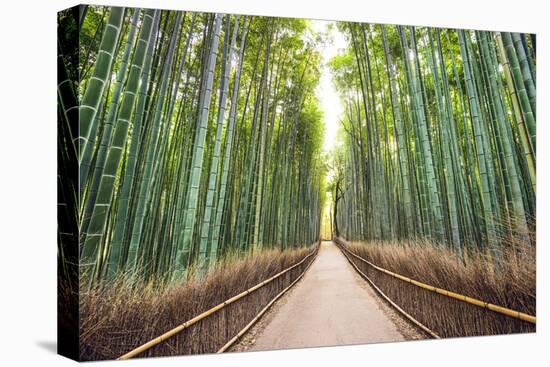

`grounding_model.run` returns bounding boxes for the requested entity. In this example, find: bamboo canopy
[59,7,325,286]
[330,24,536,255]
[58,7,536,287]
